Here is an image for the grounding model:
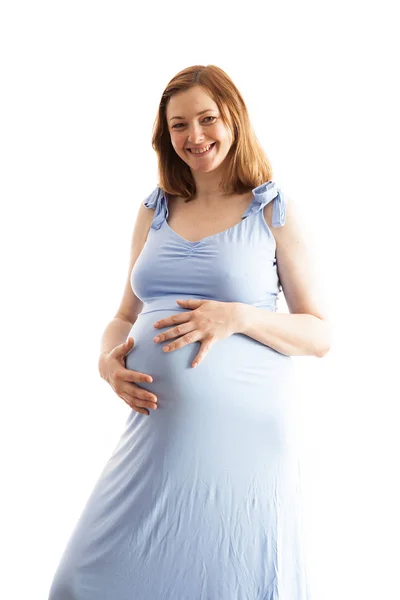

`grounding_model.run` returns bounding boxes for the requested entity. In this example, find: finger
[113,368,153,387]
[123,368,153,384]
[154,322,194,343]
[192,340,214,368]
[121,381,157,404]
[112,337,135,358]
[131,396,158,411]
[120,394,150,416]
[162,330,202,353]
[176,299,204,308]
[120,392,157,413]
[133,387,158,404]
[154,312,191,329]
